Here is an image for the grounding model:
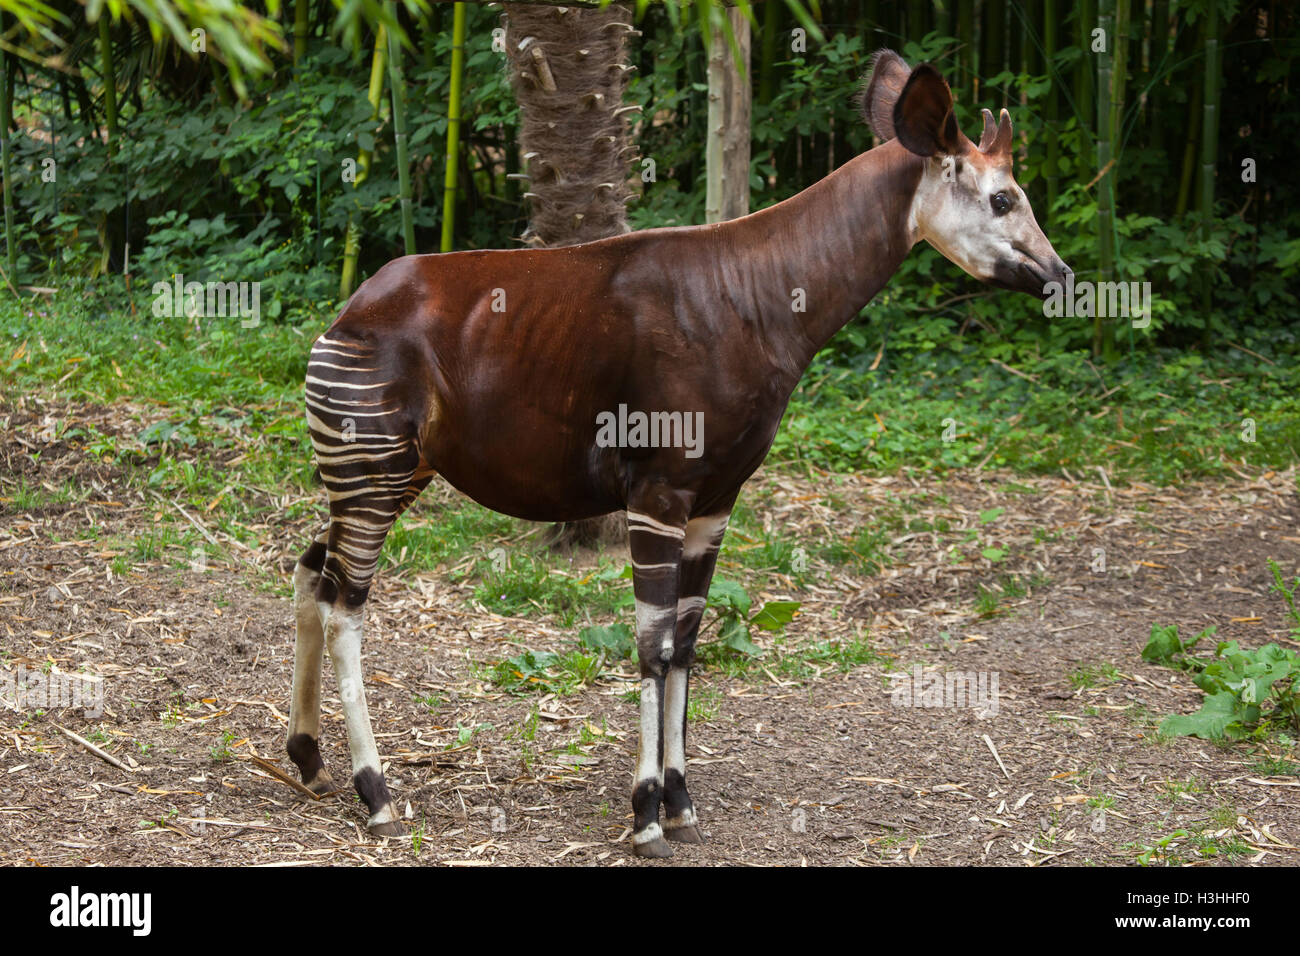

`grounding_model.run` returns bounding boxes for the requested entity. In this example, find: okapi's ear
[892,64,961,157]
[977,108,999,152]
[858,48,912,141]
